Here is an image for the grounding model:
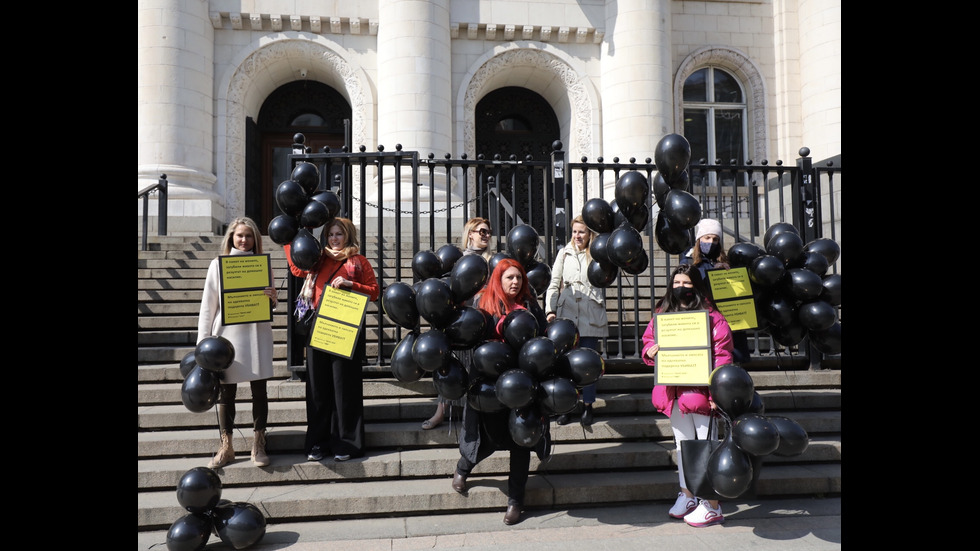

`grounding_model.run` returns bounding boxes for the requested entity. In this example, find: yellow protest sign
[707,267,759,330]
[218,254,273,325]
[308,286,370,359]
[653,310,712,385]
